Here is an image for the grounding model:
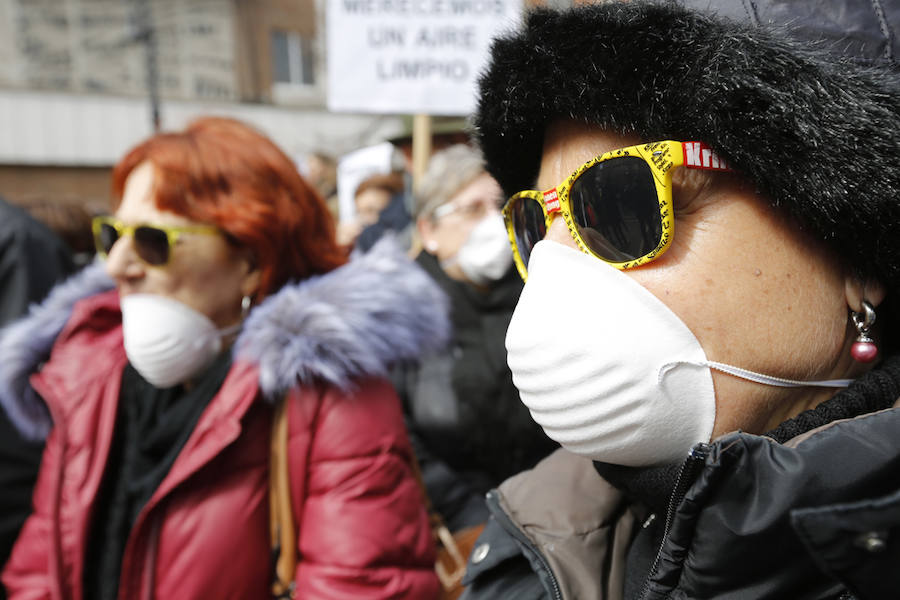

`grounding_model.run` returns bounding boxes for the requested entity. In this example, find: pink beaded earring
[850,300,878,363]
